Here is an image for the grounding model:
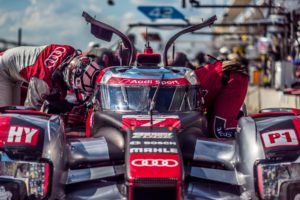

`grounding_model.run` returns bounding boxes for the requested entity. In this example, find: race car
[0,11,299,200]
